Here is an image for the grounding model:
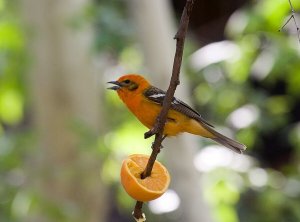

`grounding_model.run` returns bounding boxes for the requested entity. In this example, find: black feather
[144,86,214,127]
[143,86,247,153]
